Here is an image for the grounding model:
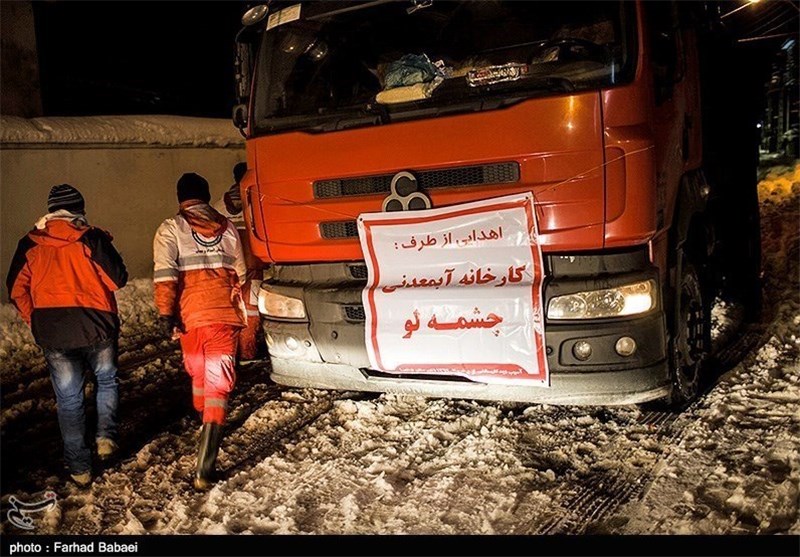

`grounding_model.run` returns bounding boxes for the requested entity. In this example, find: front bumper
[261,248,671,405]
[270,357,669,406]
